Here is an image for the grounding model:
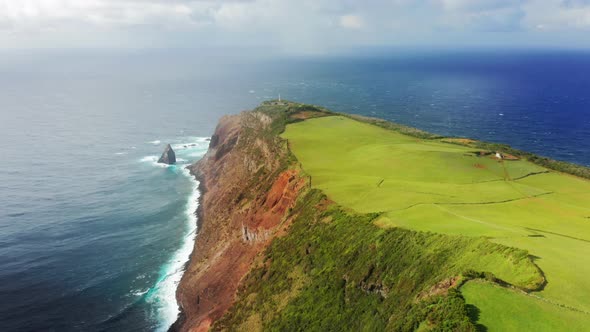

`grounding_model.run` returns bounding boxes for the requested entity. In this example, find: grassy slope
[209,103,546,331]
[214,190,541,331]
[462,281,590,331]
[282,115,590,330]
